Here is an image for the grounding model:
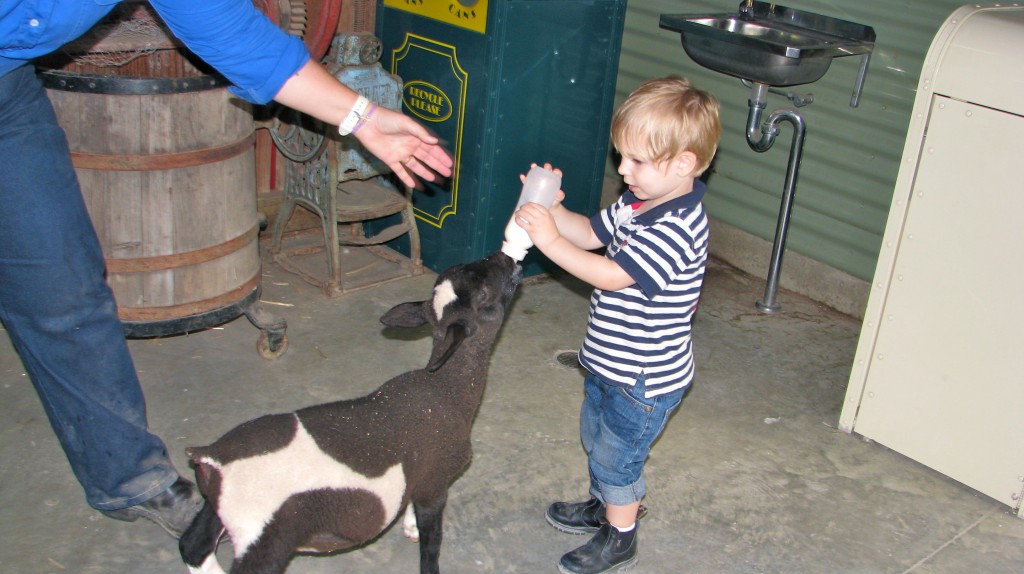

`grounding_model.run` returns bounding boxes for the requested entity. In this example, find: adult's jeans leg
[0,65,177,510]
